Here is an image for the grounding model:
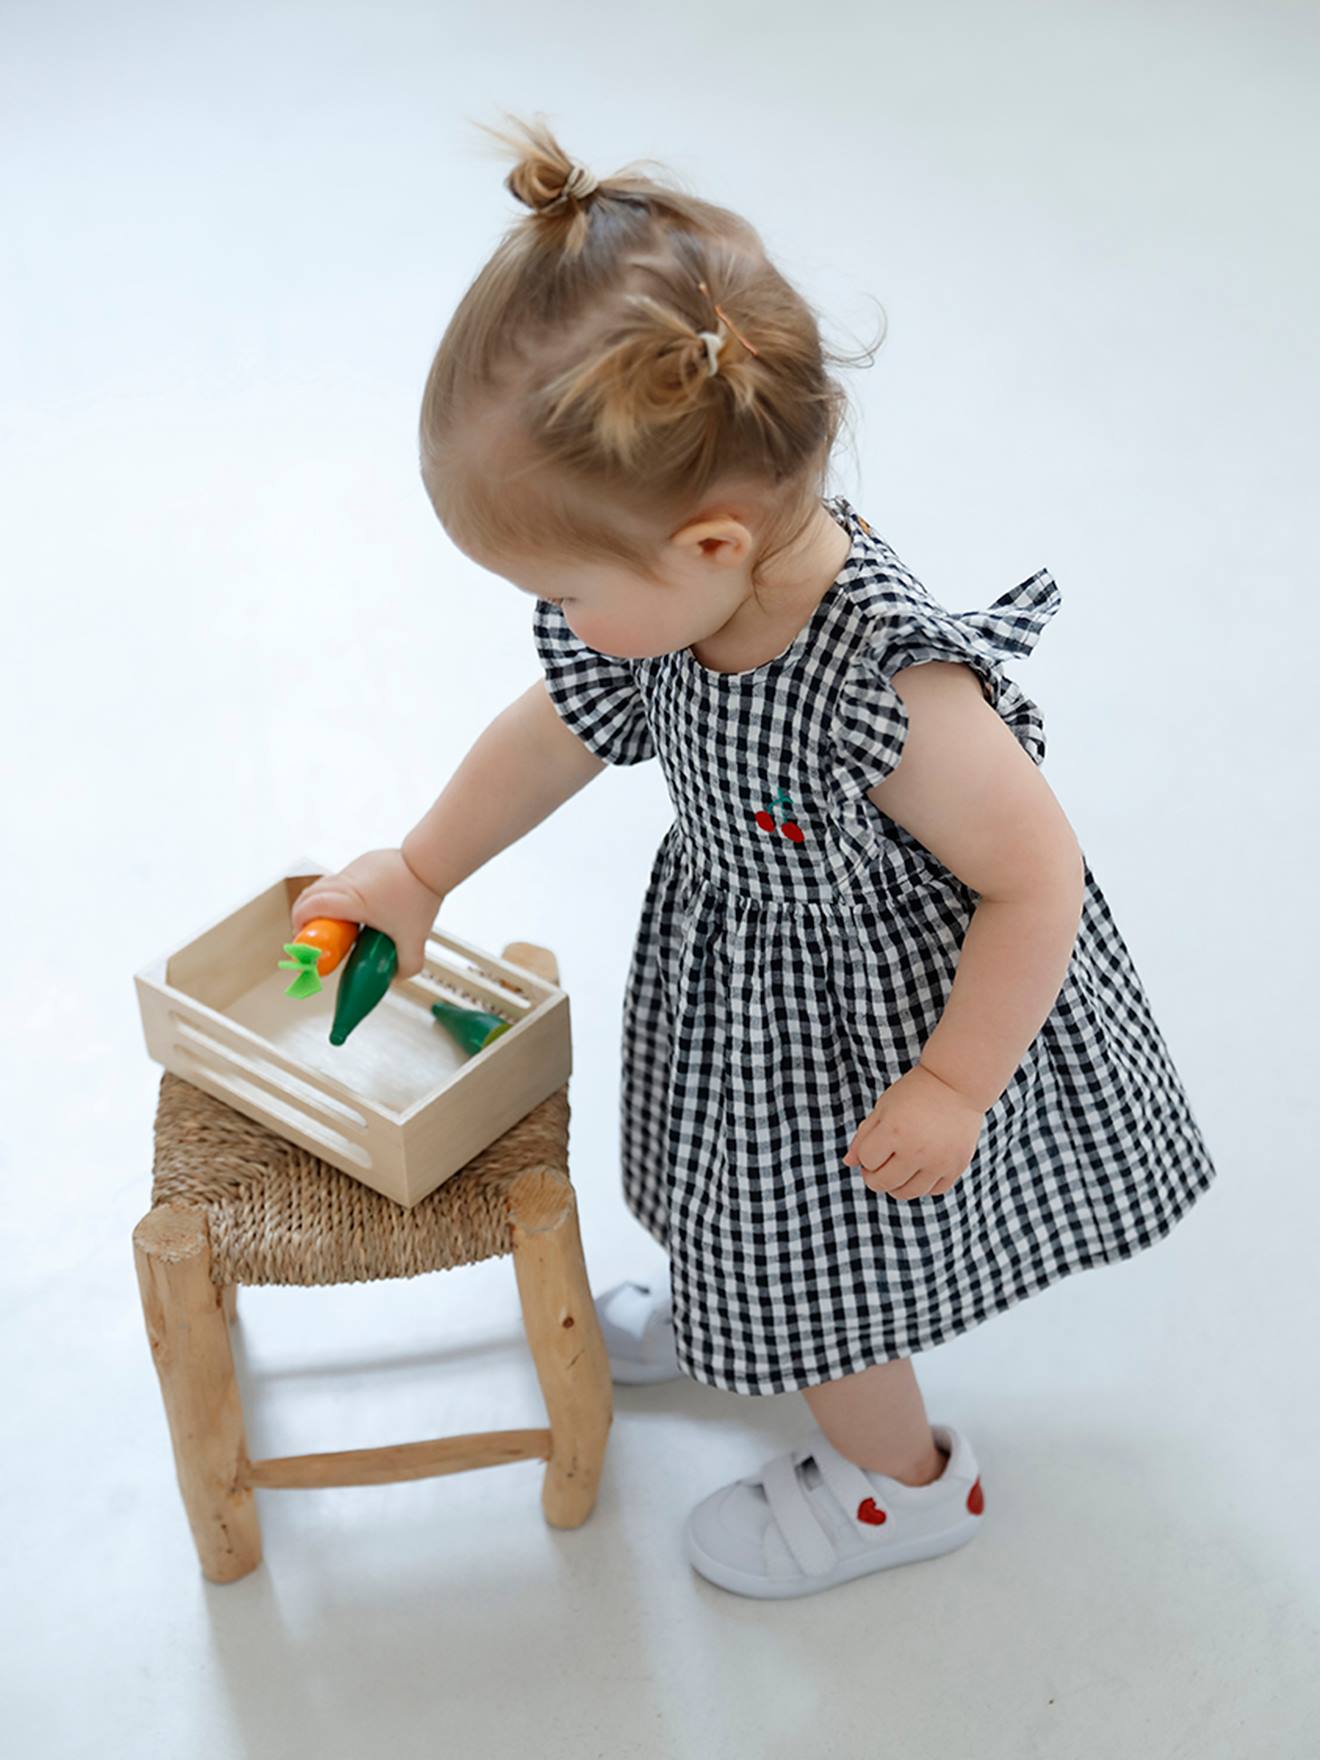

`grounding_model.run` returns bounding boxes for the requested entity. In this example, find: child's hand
[842,1064,987,1200]
[290,848,444,982]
